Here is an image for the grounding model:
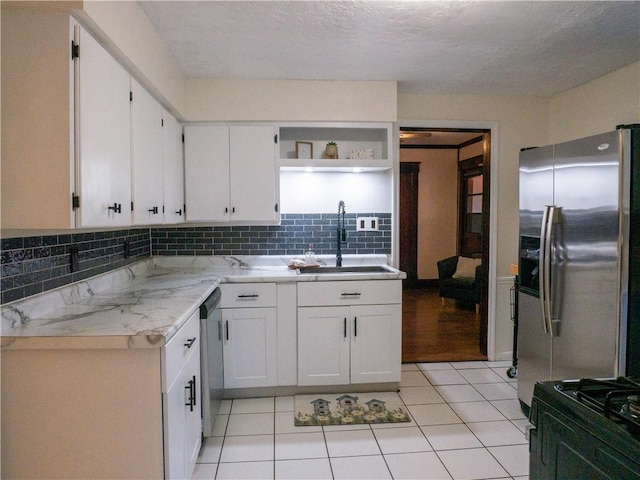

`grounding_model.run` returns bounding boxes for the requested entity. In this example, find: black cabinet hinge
[274,134,278,144]
[71,41,79,60]
[129,91,133,102]
[161,118,164,127]
[182,133,185,143]
[275,203,279,213]
[131,202,134,212]
[72,193,80,210]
